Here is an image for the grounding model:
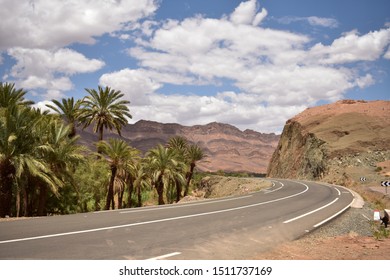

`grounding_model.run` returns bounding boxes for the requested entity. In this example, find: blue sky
[1,0,389,133]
